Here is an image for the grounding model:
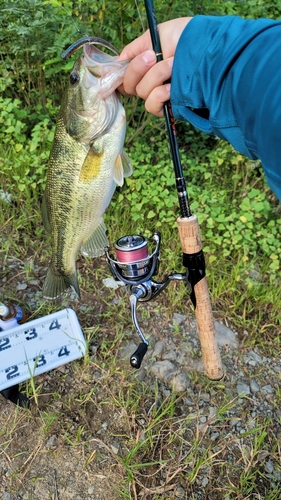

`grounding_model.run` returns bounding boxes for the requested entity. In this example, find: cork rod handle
[177,216,223,380]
